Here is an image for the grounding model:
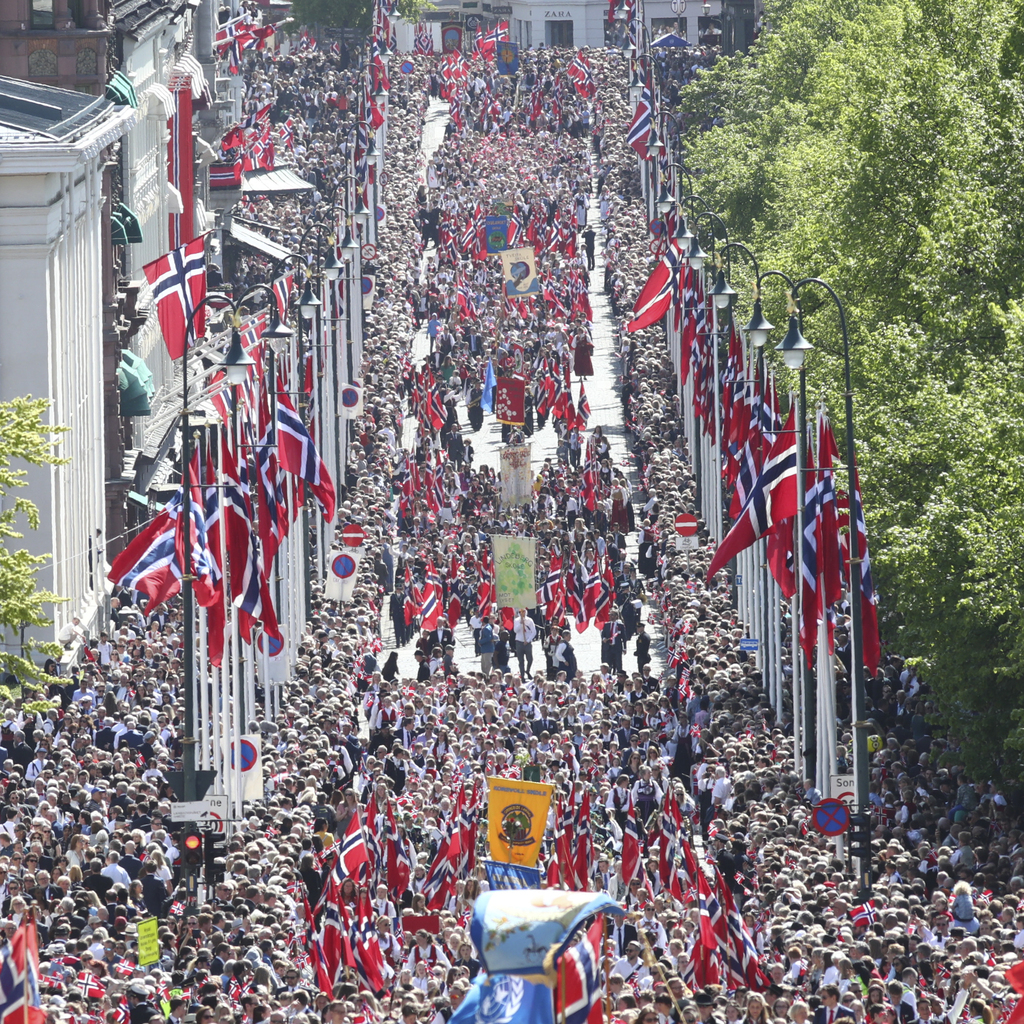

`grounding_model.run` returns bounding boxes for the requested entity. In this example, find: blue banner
[485,860,542,890]
[496,41,519,75]
[485,215,509,253]
[449,973,553,1024]
[470,889,624,977]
